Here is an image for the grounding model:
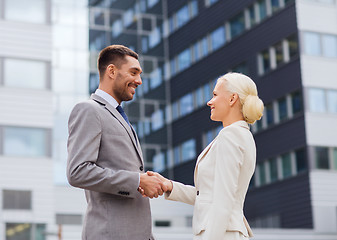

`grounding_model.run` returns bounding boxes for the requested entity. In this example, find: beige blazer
[166,121,255,239]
